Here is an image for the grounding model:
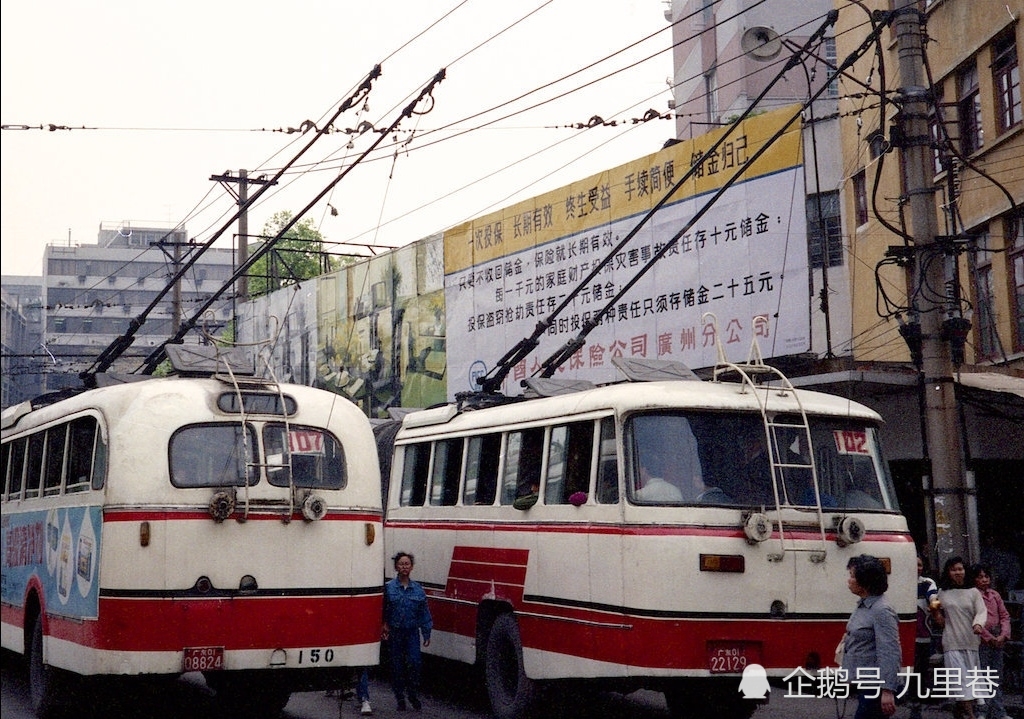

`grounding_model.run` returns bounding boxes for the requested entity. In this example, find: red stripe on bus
[103,509,381,523]
[388,519,913,543]
[451,546,530,565]
[428,596,916,671]
[19,594,383,651]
